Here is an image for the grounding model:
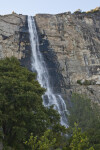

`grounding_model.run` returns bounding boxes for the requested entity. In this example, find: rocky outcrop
[35,10,100,103]
[0,13,31,70]
[0,10,100,104]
